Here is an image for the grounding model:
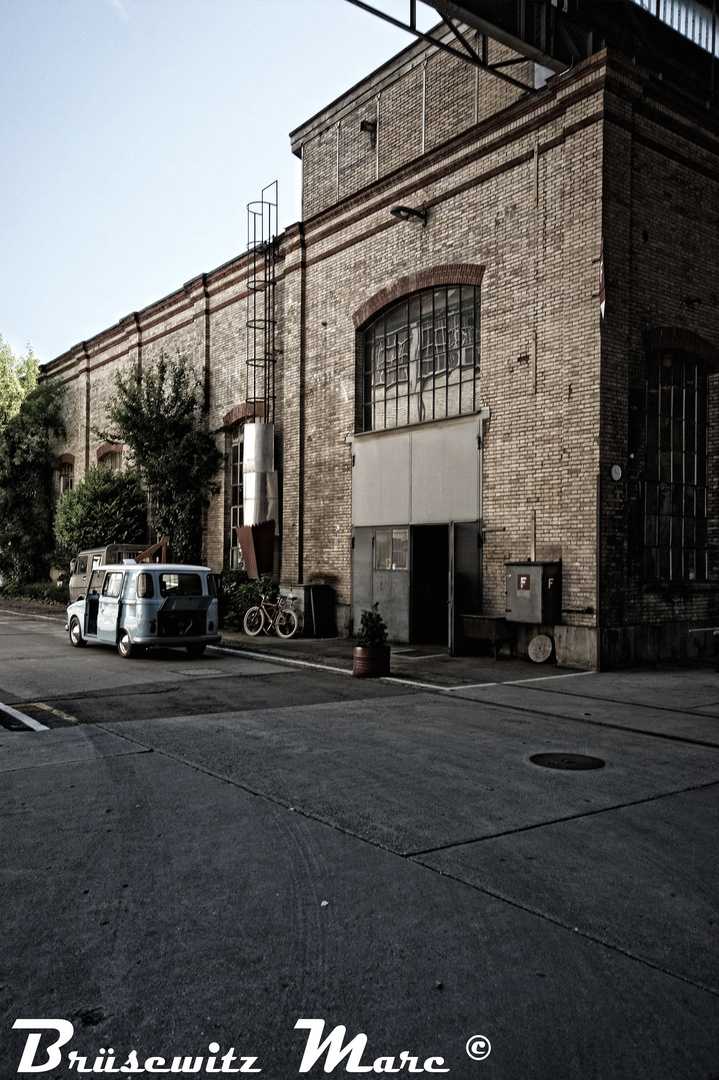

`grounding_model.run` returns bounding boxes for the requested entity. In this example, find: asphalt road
[1,610,718,1079]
